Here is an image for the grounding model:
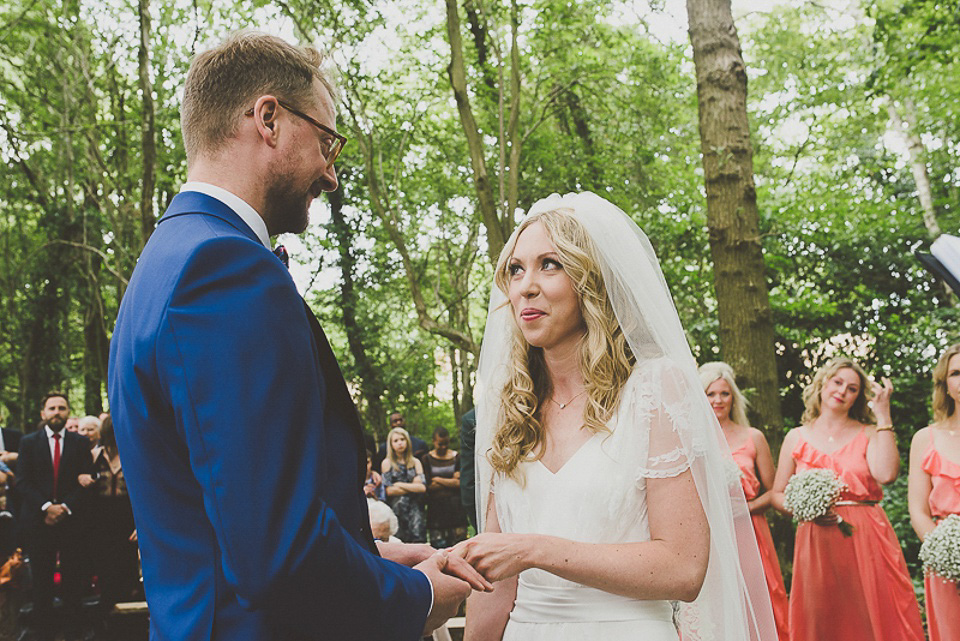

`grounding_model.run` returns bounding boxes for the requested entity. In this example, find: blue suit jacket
[108,192,431,641]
